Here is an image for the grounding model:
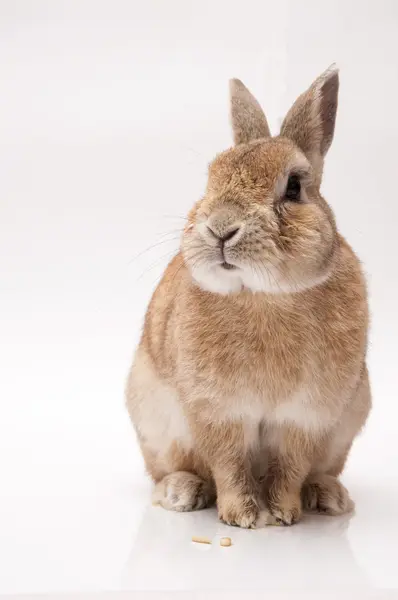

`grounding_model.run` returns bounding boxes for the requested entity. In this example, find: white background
[1,0,398,597]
